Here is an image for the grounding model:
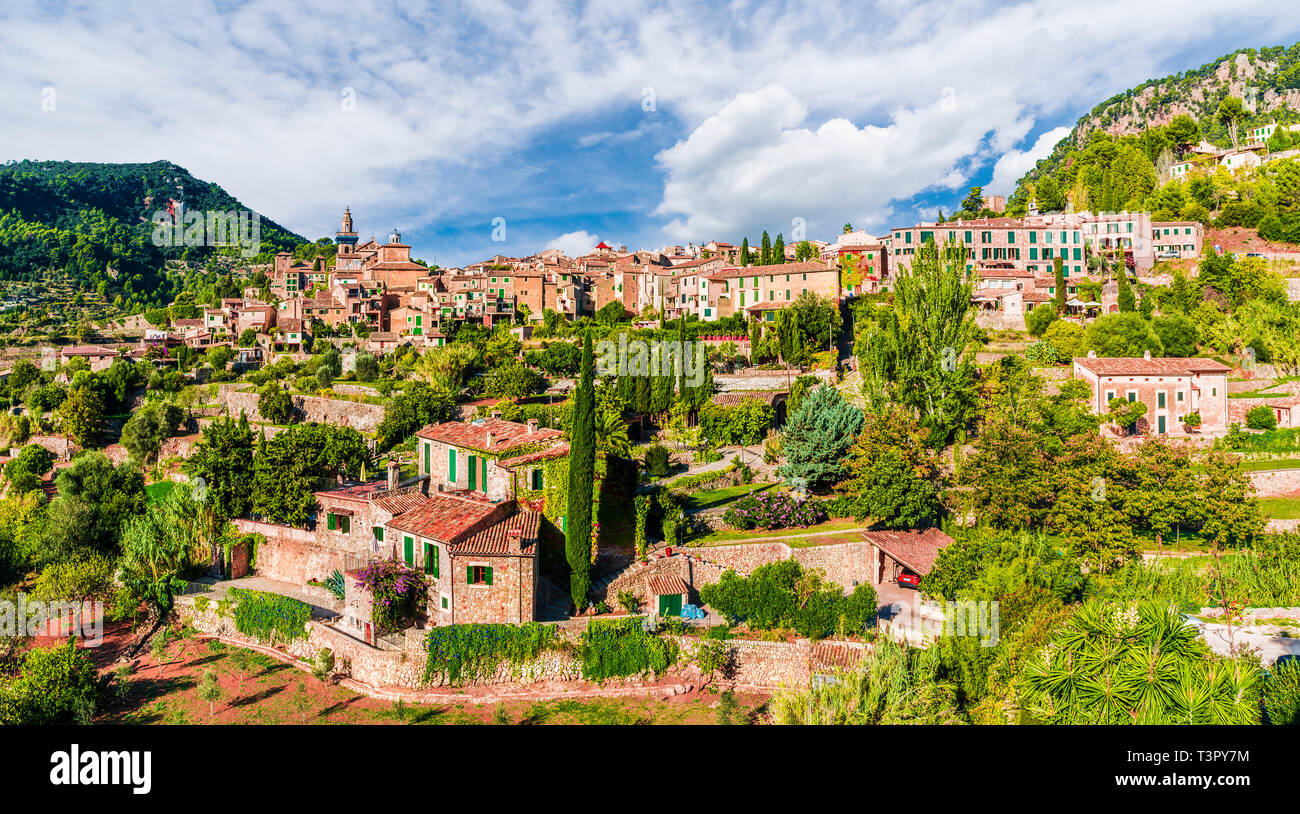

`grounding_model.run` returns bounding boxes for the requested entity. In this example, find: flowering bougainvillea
[354,559,428,633]
[722,491,827,531]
